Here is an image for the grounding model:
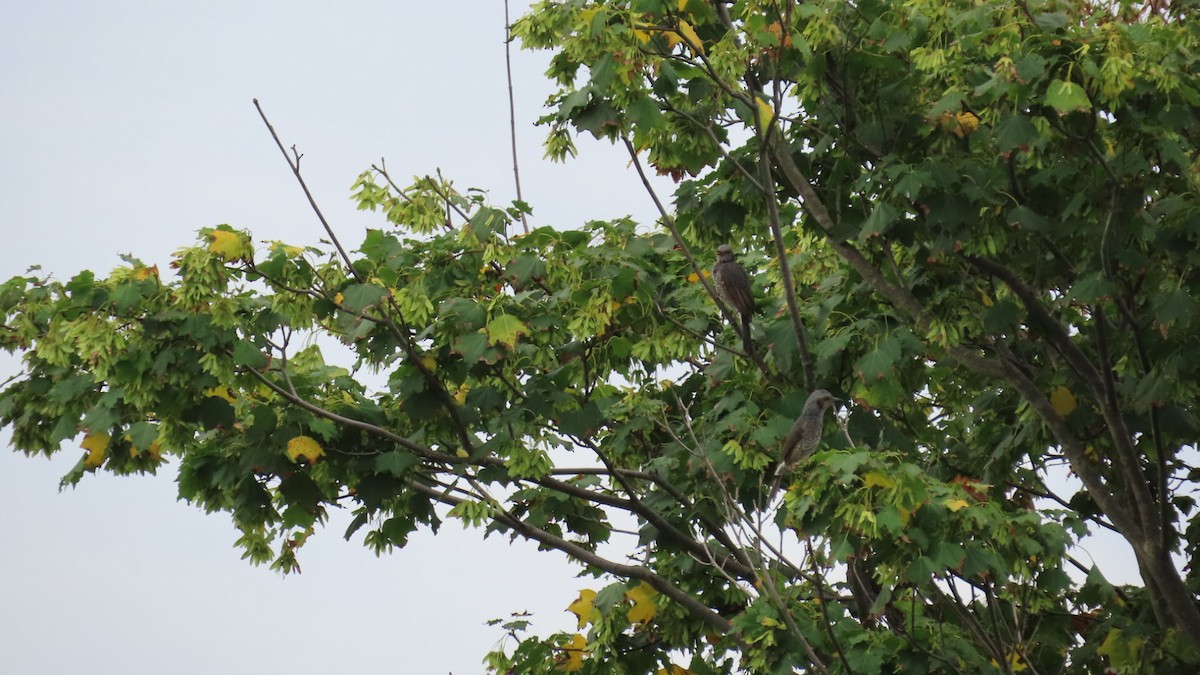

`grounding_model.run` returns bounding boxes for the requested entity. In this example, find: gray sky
[0,2,1147,673]
[0,2,667,673]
